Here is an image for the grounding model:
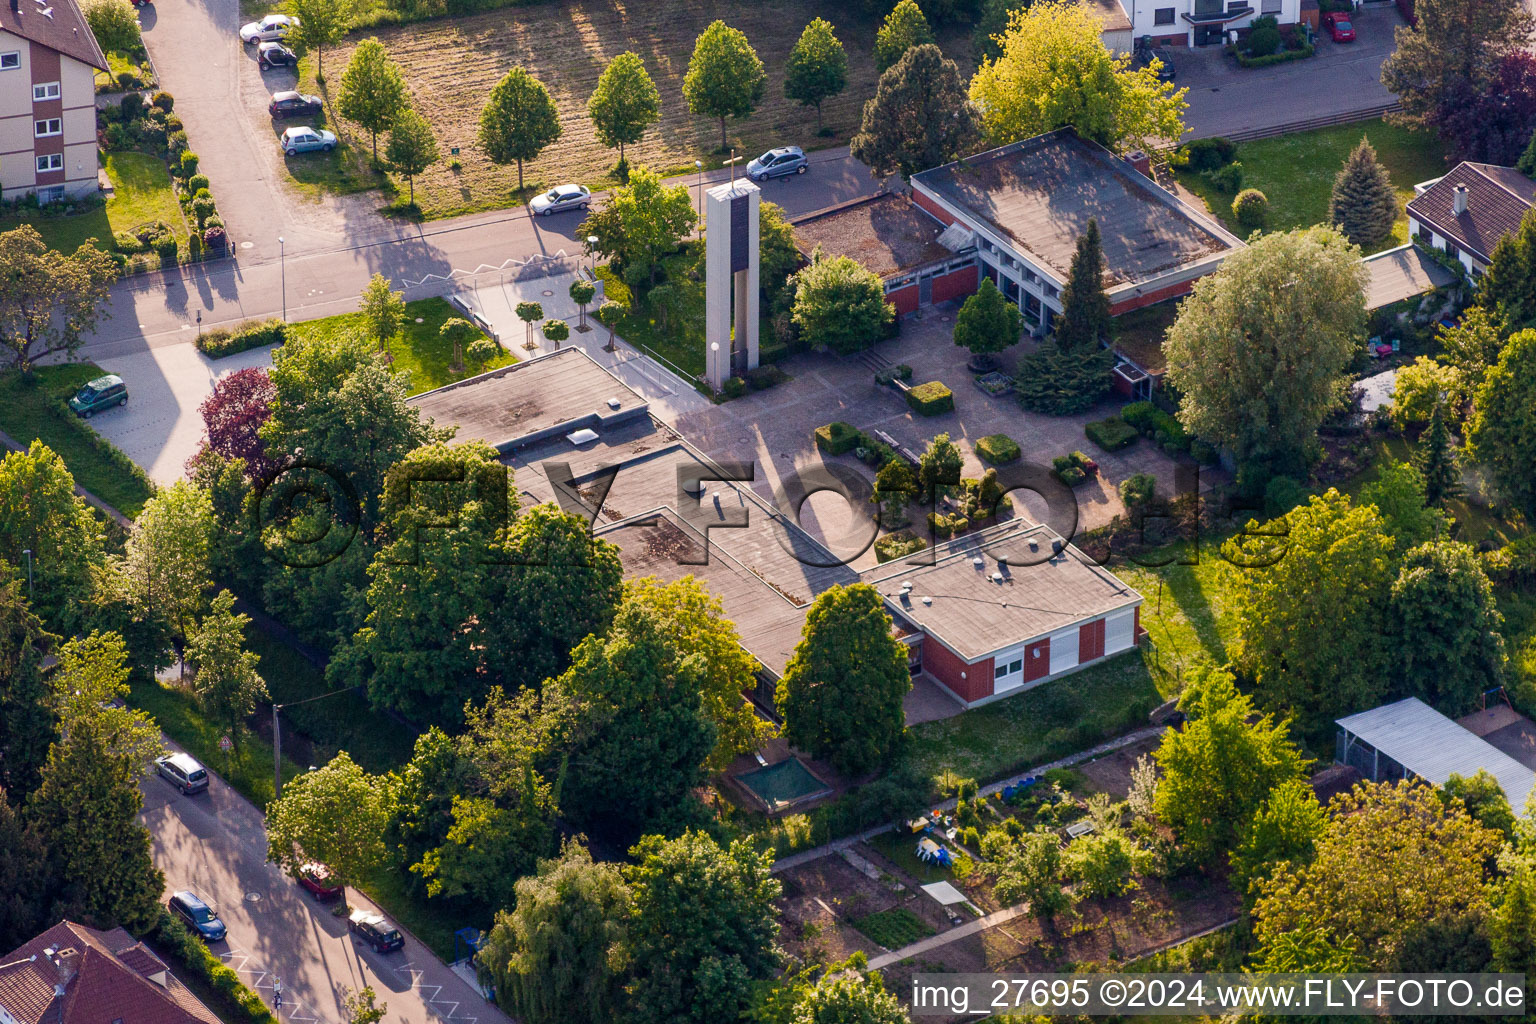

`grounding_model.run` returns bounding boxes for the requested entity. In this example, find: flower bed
[974,370,1012,396]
